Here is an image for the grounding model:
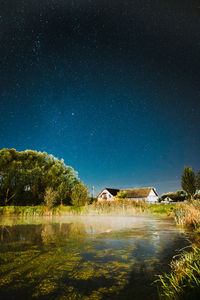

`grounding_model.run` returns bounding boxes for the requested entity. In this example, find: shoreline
[0,203,176,218]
